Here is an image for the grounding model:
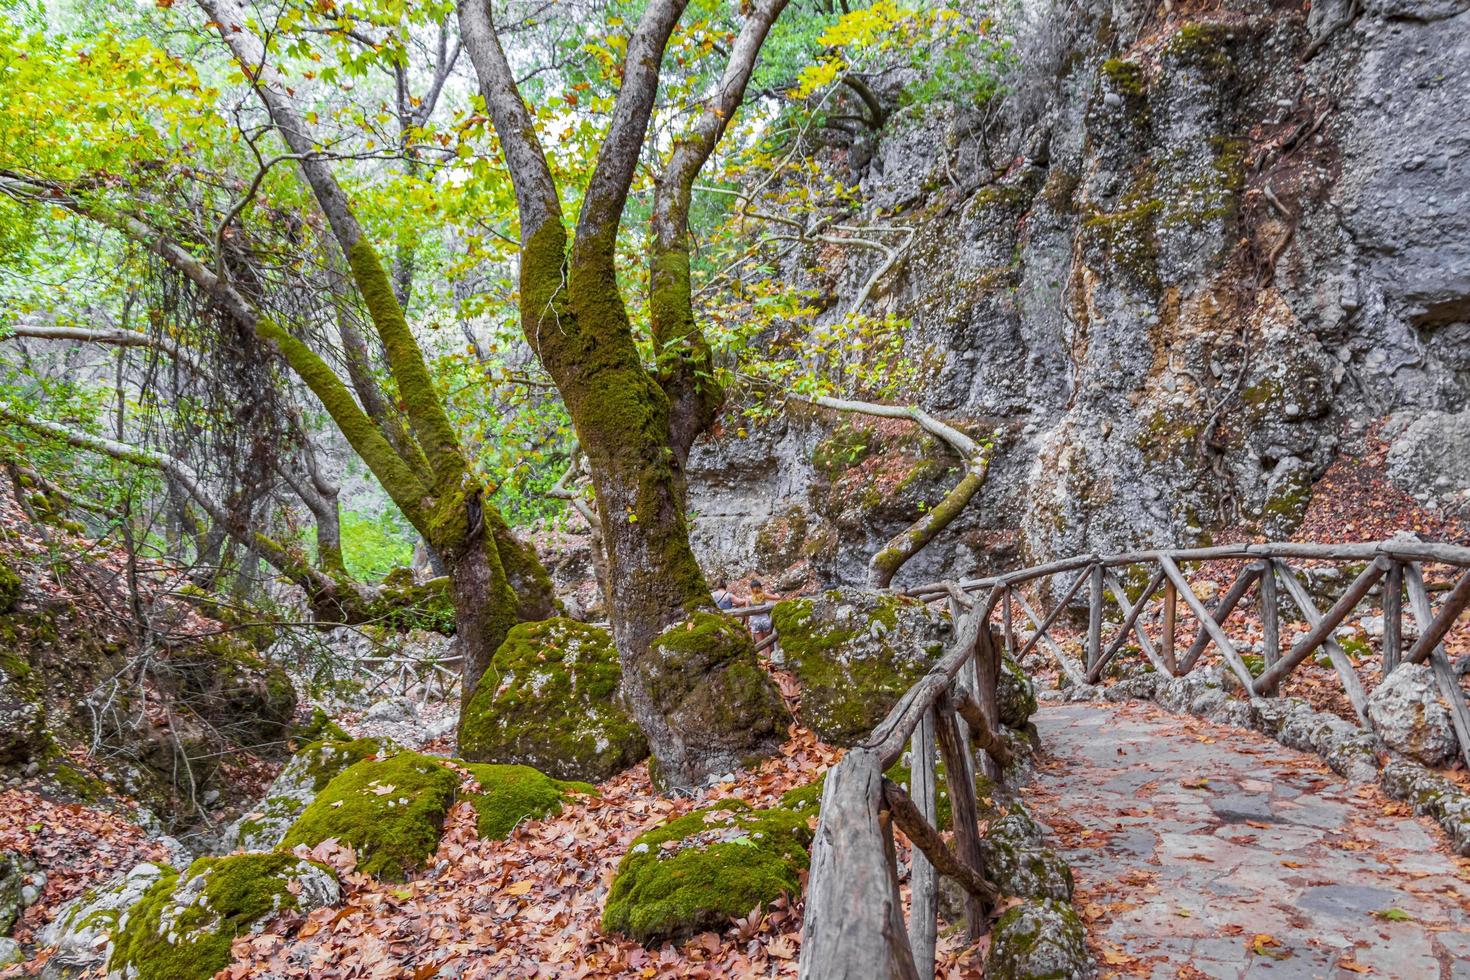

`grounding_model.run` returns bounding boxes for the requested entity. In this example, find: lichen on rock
[771,589,947,744]
[985,897,1094,979]
[41,861,175,979]
[997,655,1038,729]
[281,751,459,880]
[107,853,338,980]
[458,618,647,782]
[601,800,811,944]
[0,650,47,766]
[1366,663,1458,767]
[459,762,594,840]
